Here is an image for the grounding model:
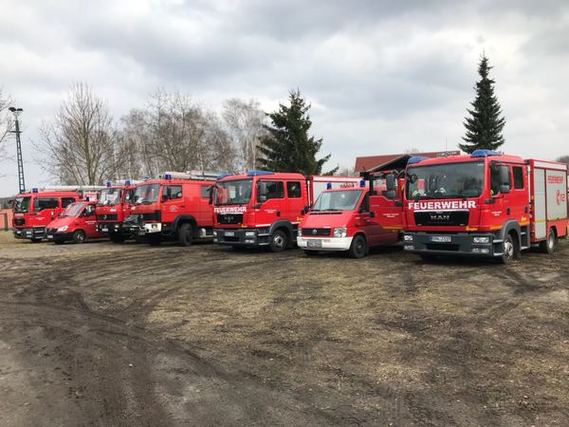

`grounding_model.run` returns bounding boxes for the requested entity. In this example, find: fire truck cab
[297,173,405,258]
[402,150,568,263]
[12,187,99,242]
[213,171,361,251]
[45,201,103,244]
[128,171,217,246]
[96,182,136,243]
